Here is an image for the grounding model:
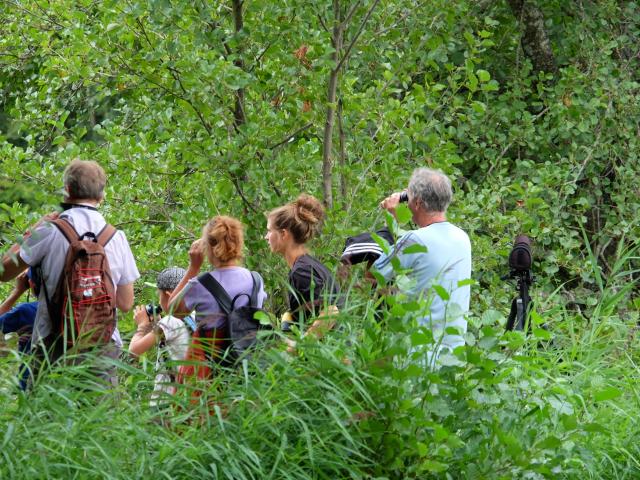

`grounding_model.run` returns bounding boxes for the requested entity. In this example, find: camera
[508,235,532,273]
[504,235,534,332]
[145,303,162,318]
